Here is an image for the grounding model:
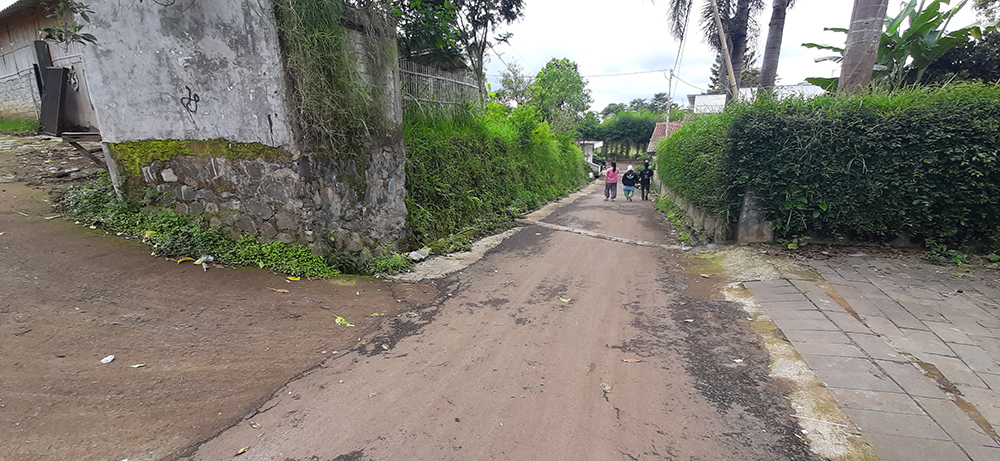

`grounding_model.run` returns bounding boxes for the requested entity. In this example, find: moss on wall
[109,139,291,177]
